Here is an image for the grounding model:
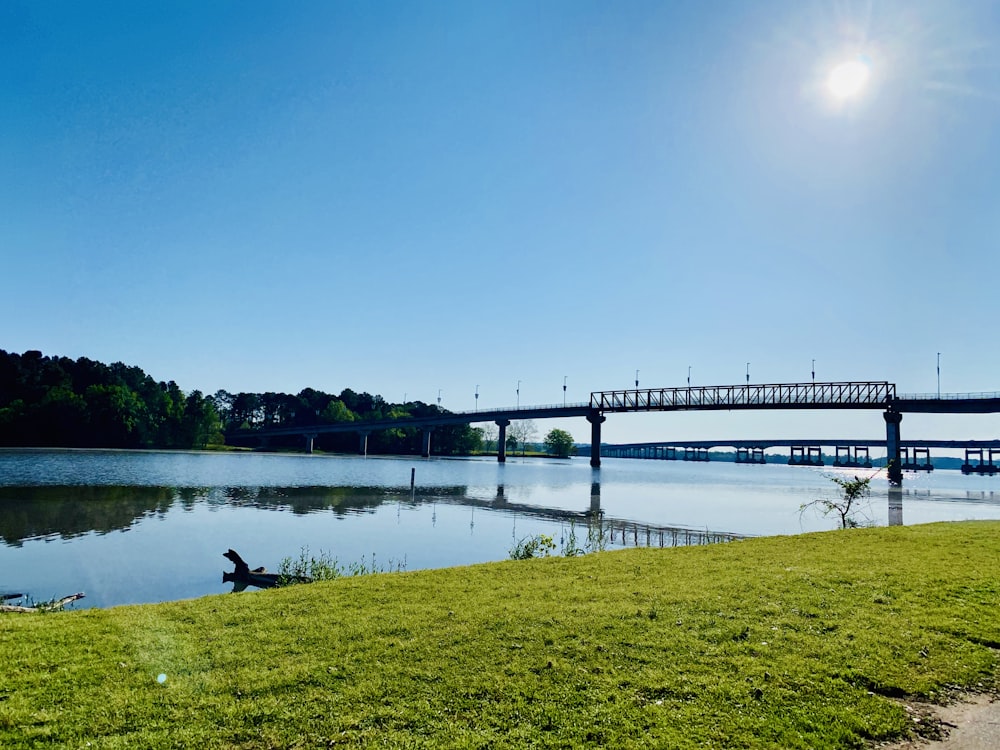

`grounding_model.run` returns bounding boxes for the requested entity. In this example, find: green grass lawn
[3,522,999,748]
